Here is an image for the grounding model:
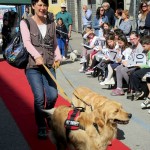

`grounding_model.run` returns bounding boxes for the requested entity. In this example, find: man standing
[102,2,115,27]
[56,3,73,39]
[82,5,92,30]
